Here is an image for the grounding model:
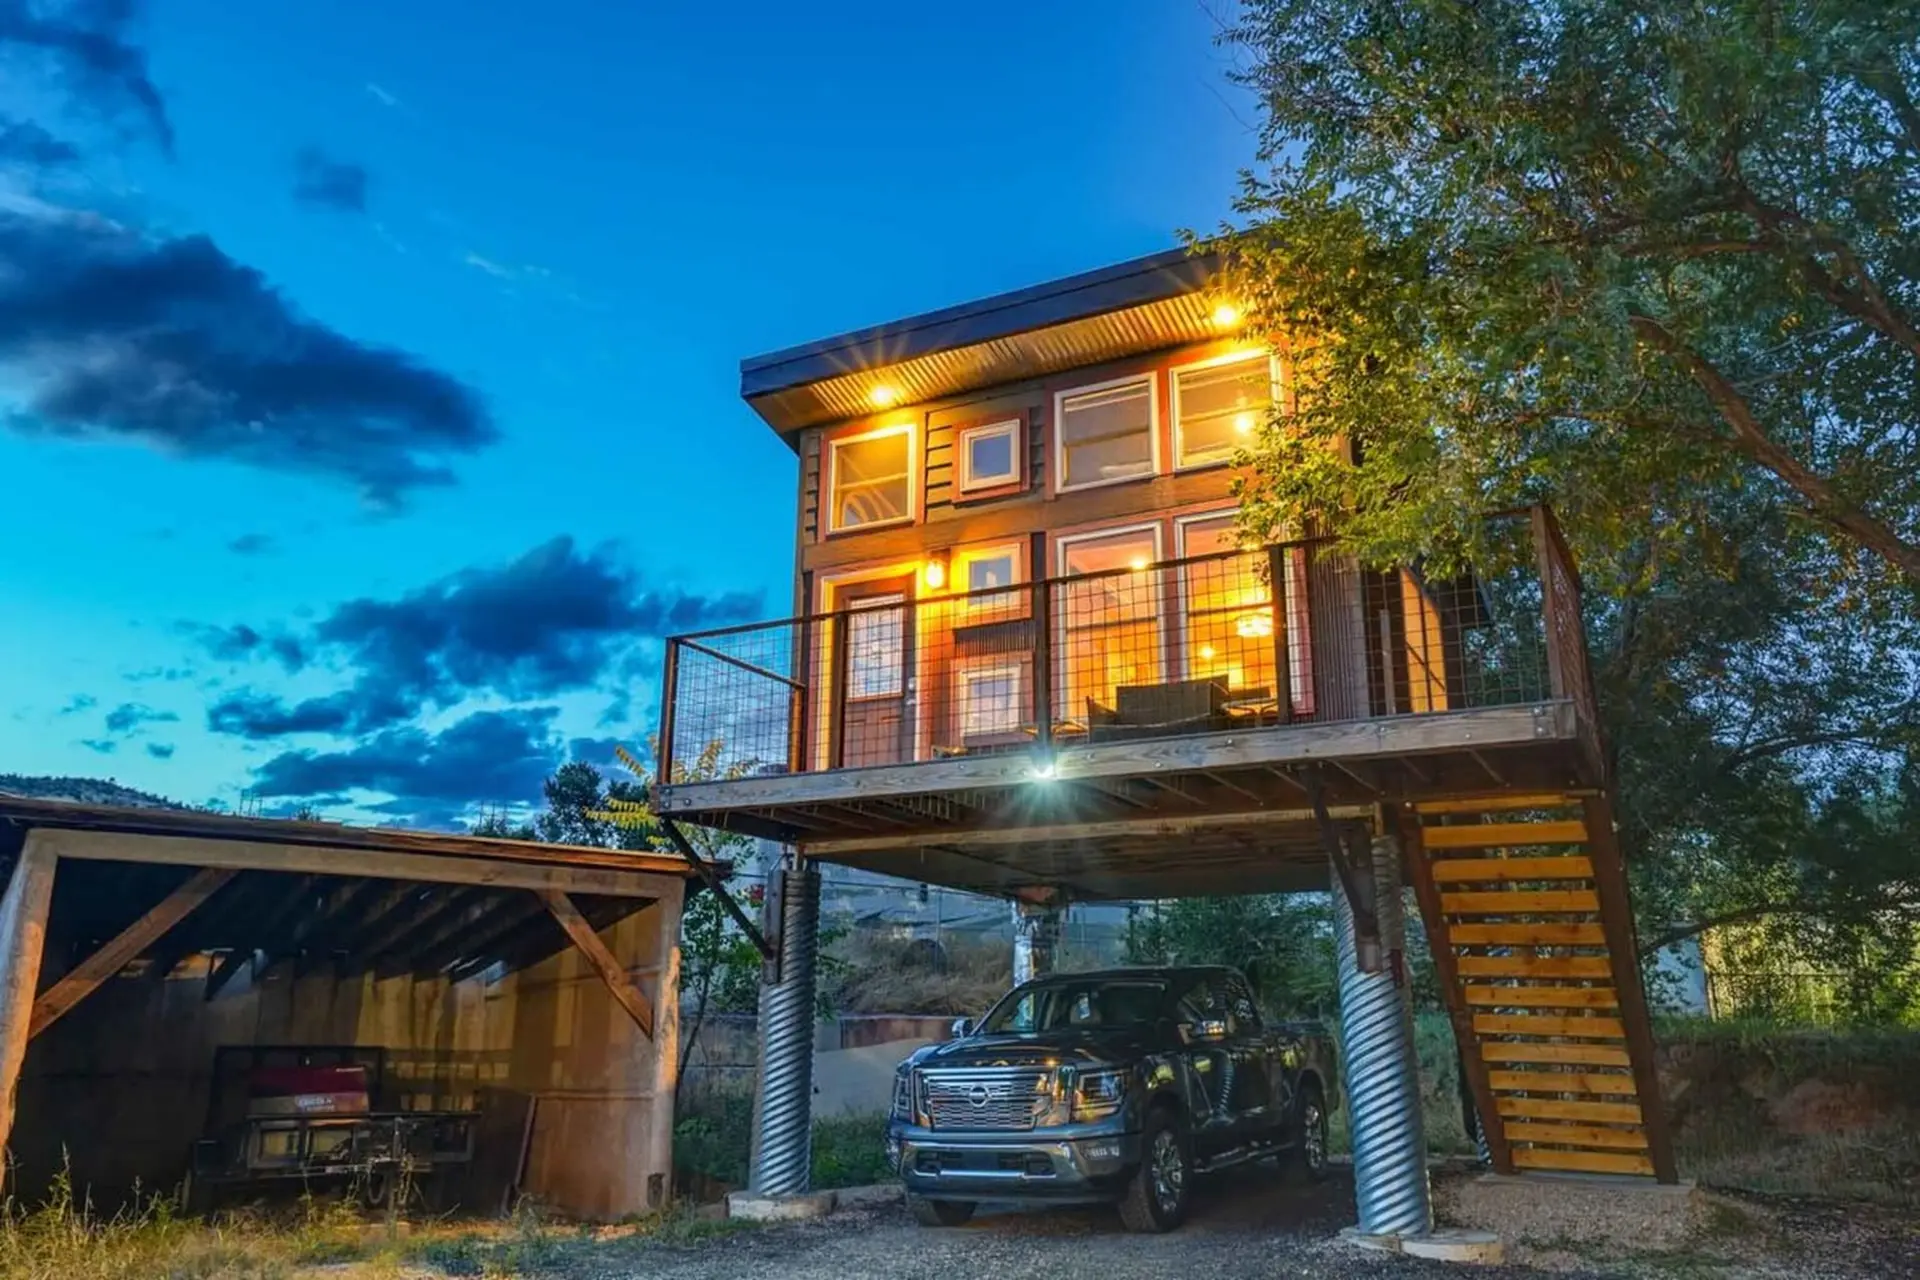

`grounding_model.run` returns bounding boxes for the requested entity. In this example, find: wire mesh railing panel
[663,510,1577,782]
